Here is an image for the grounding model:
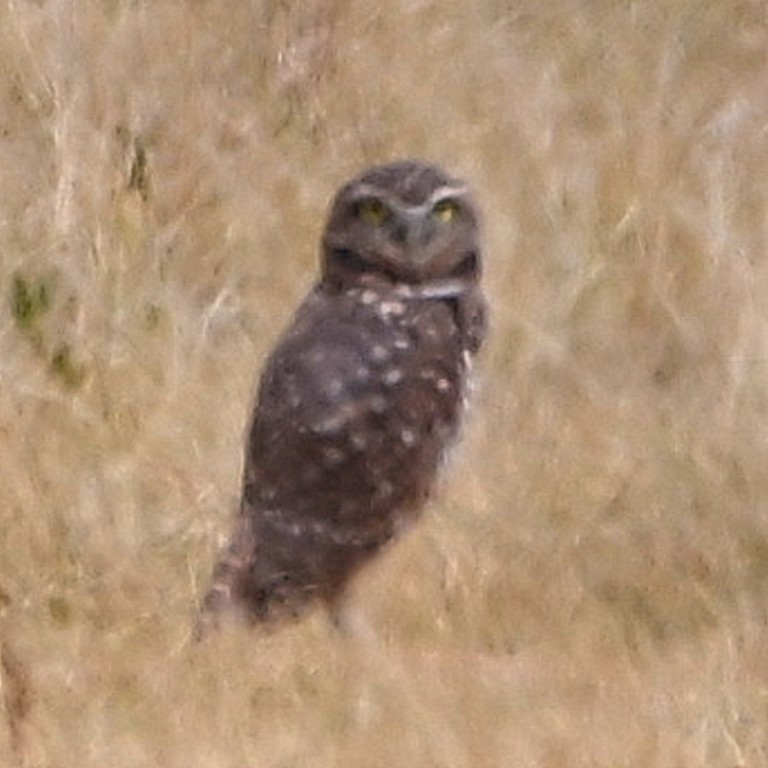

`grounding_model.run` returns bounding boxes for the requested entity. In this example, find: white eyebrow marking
[349,184,387,199]
[426,184,469,206]
[348,184,469,217]
[398,186,469,218]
